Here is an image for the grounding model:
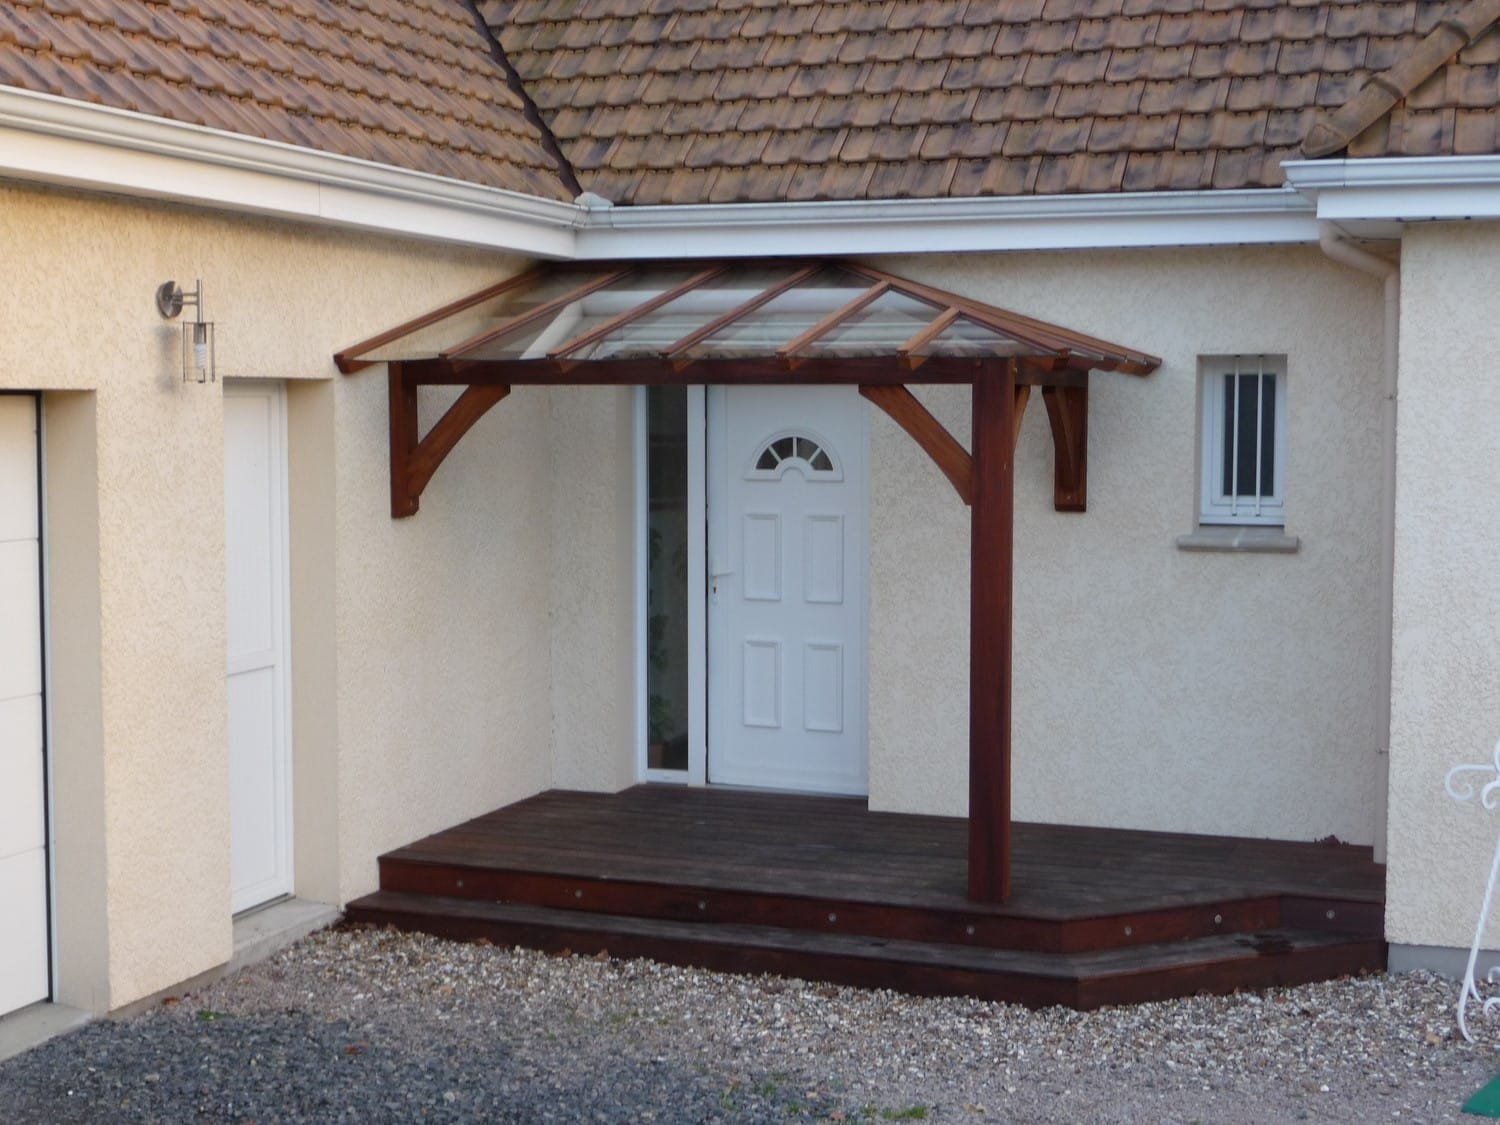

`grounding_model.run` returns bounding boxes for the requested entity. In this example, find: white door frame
[634,386,871,792]
[635,386,707,785]
[1,392,52,1012]
[224,379,294,913]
